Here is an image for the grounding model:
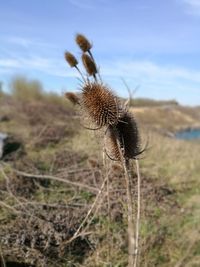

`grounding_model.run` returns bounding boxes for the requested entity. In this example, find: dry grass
[132,105,200,133]
[0,81,200,266]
